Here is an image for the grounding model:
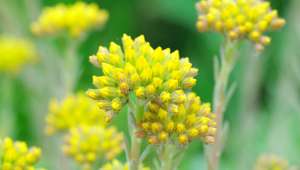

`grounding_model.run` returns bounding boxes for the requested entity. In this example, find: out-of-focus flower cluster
[100,160,150,170]
[63,126,123,170]
[46,93,106,135]
[87,34,199,122]
[138,92,216,145]
[254,154,292,170]
[196,0,285,50]
[46,93,124,169]
[0,36,36,74]
[0,137,45,170]
[31,2,108,37]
